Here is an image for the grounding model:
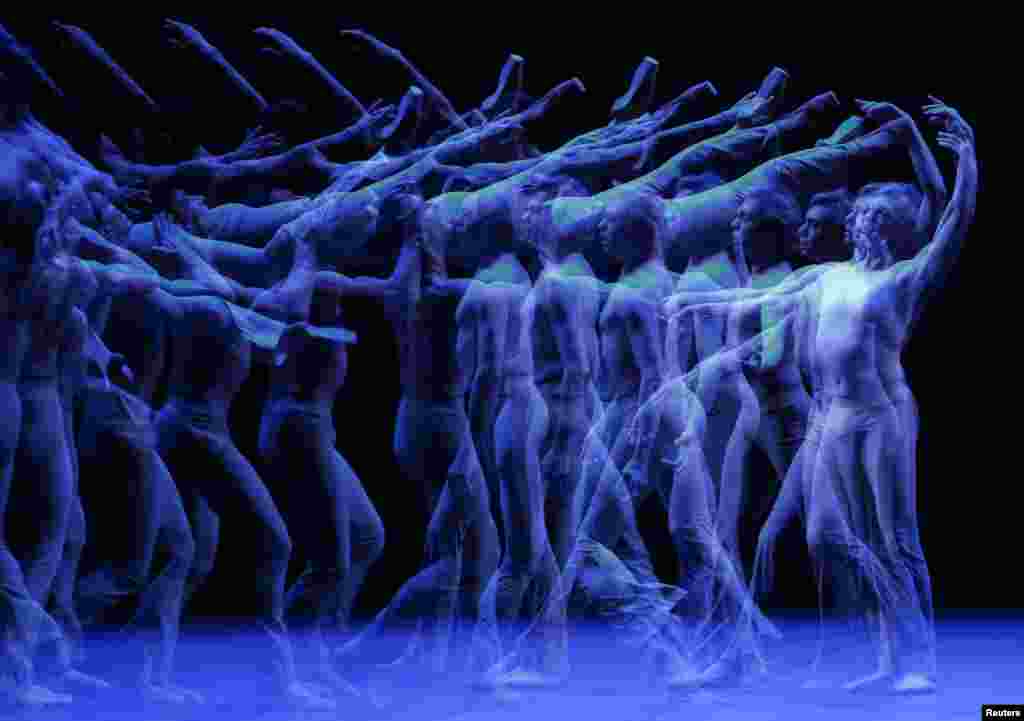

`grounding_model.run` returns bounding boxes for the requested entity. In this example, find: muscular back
[530,256,602,387]
[599,262,674,400]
